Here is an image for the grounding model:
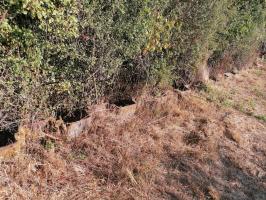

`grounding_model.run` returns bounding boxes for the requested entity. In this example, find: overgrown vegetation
[0,0,265,130]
